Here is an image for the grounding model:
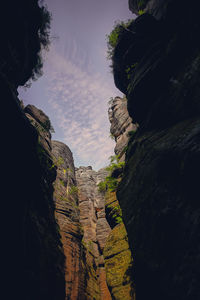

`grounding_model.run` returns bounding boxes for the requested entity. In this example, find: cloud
[45,44,118,170]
